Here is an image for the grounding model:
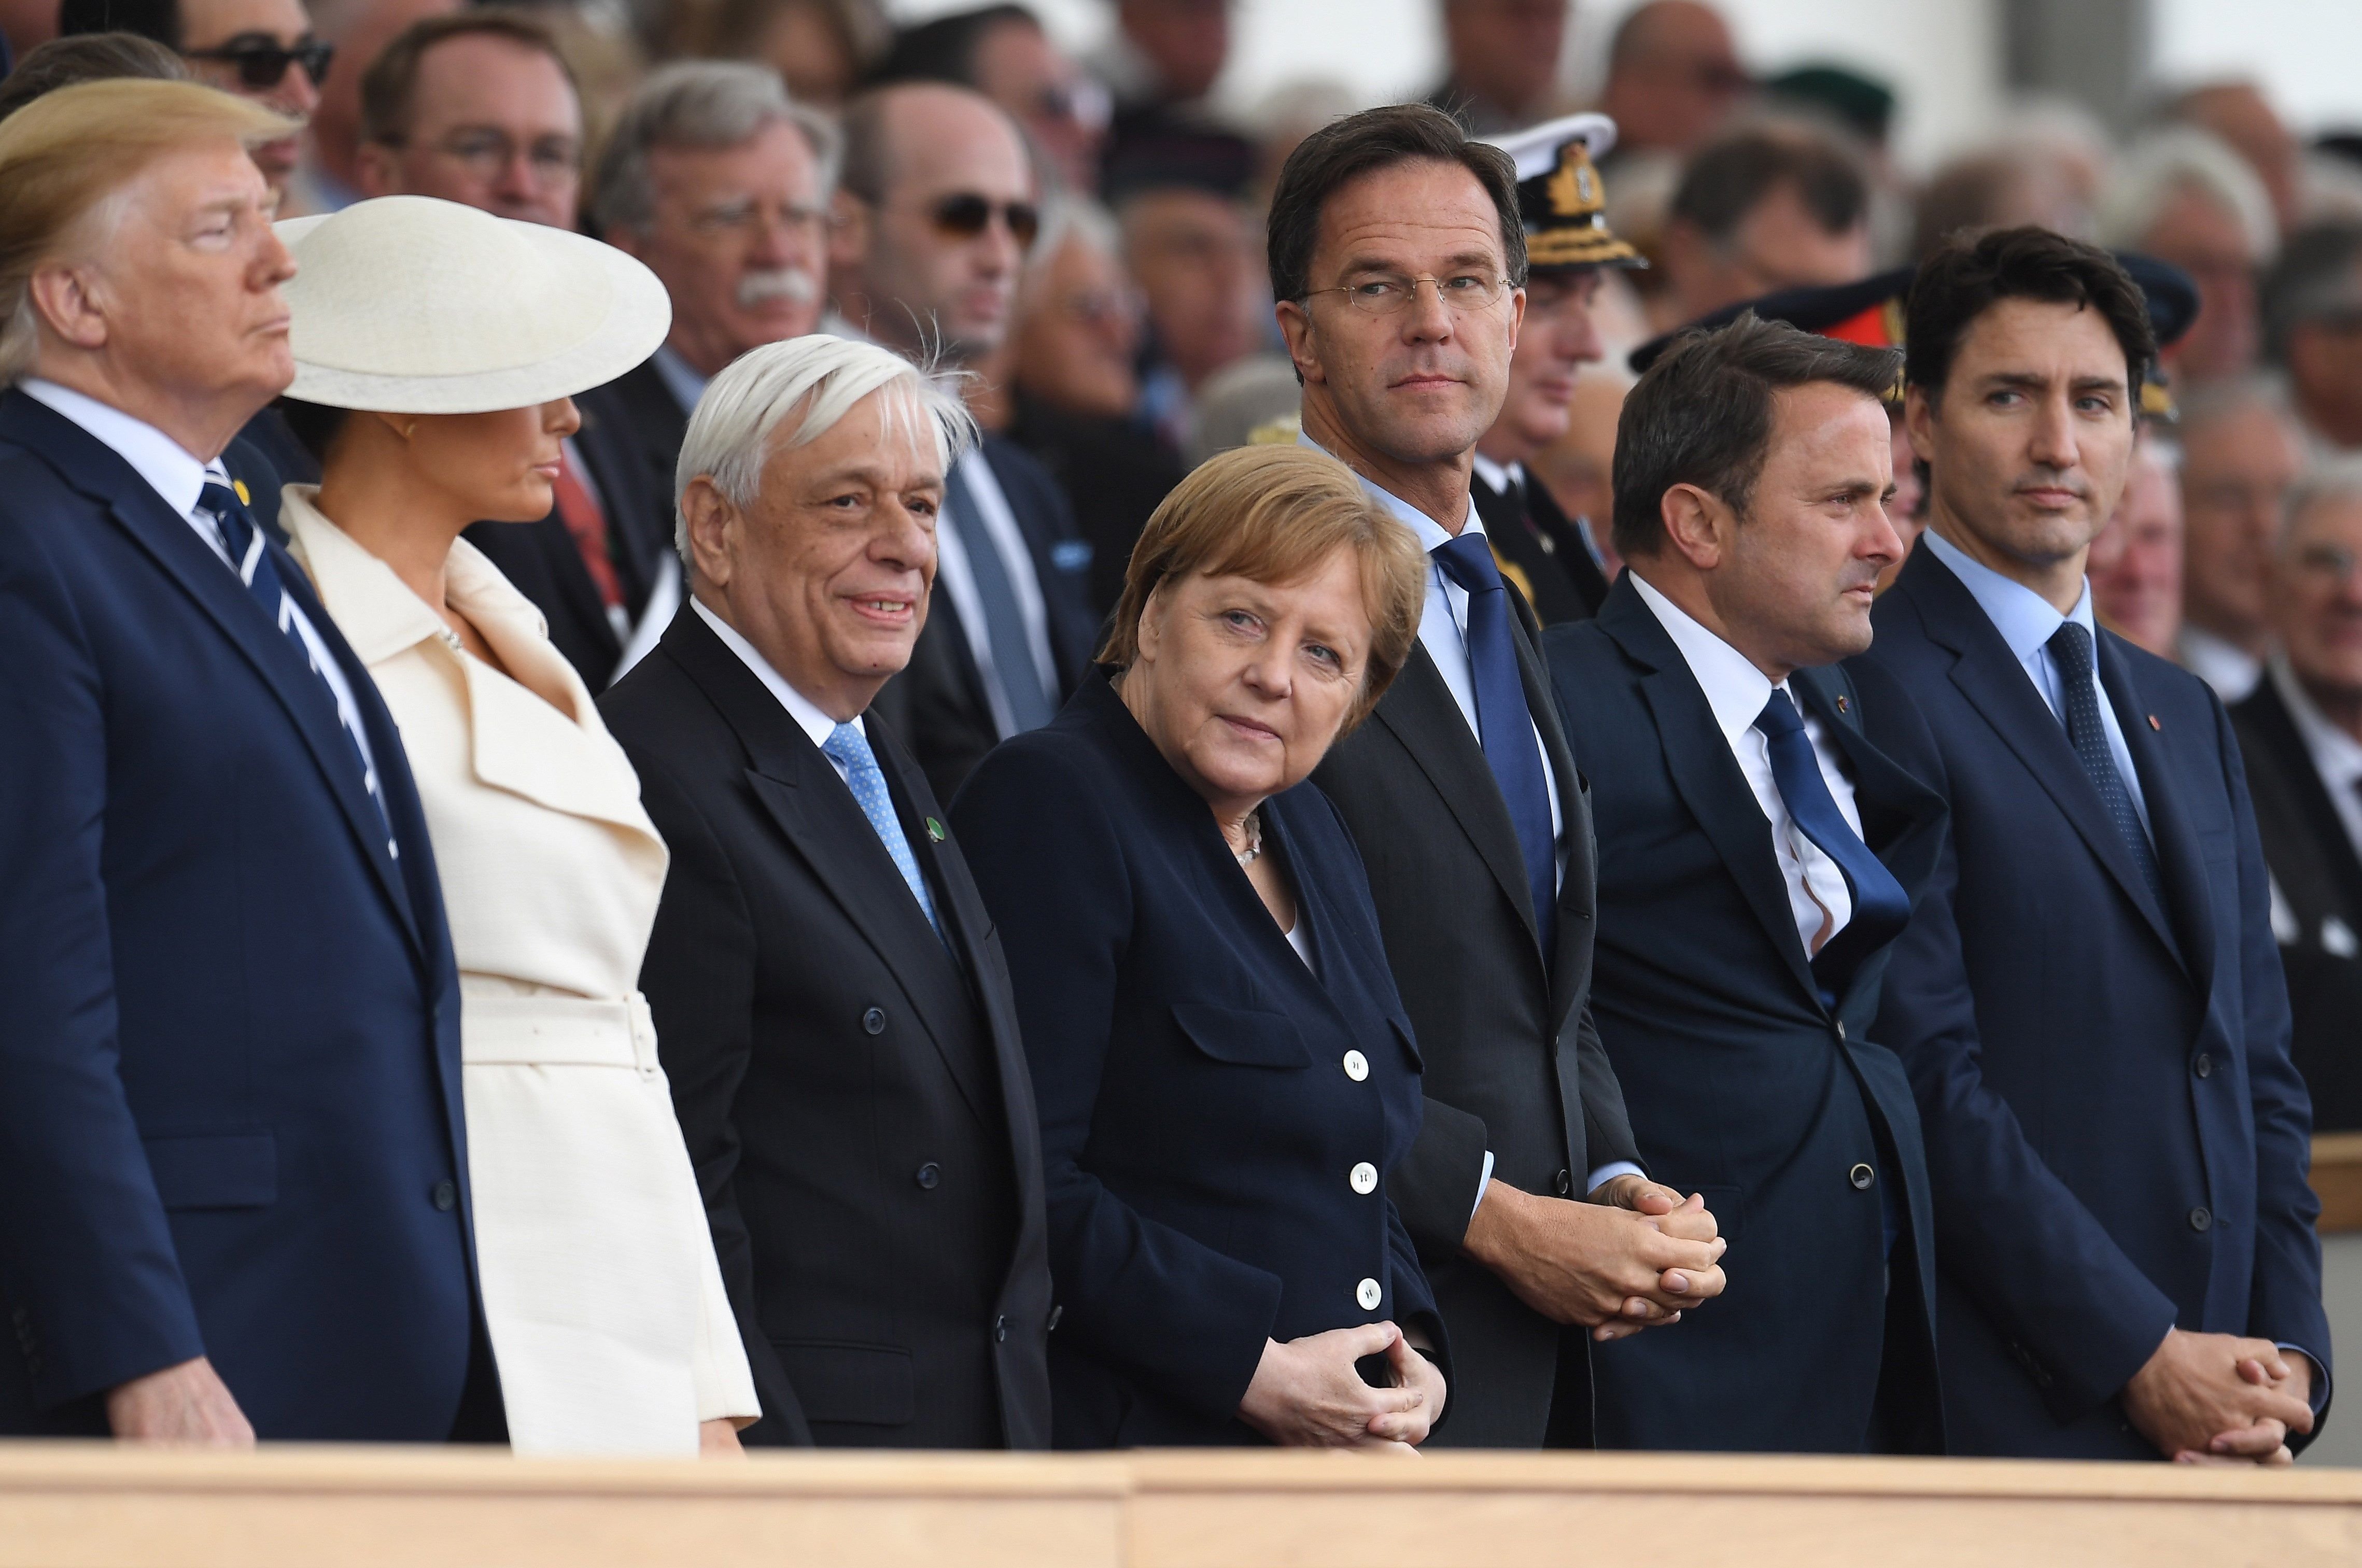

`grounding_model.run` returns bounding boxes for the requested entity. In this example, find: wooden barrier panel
[2,1444,2360,1568]
[2313,1131,2362,1232]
